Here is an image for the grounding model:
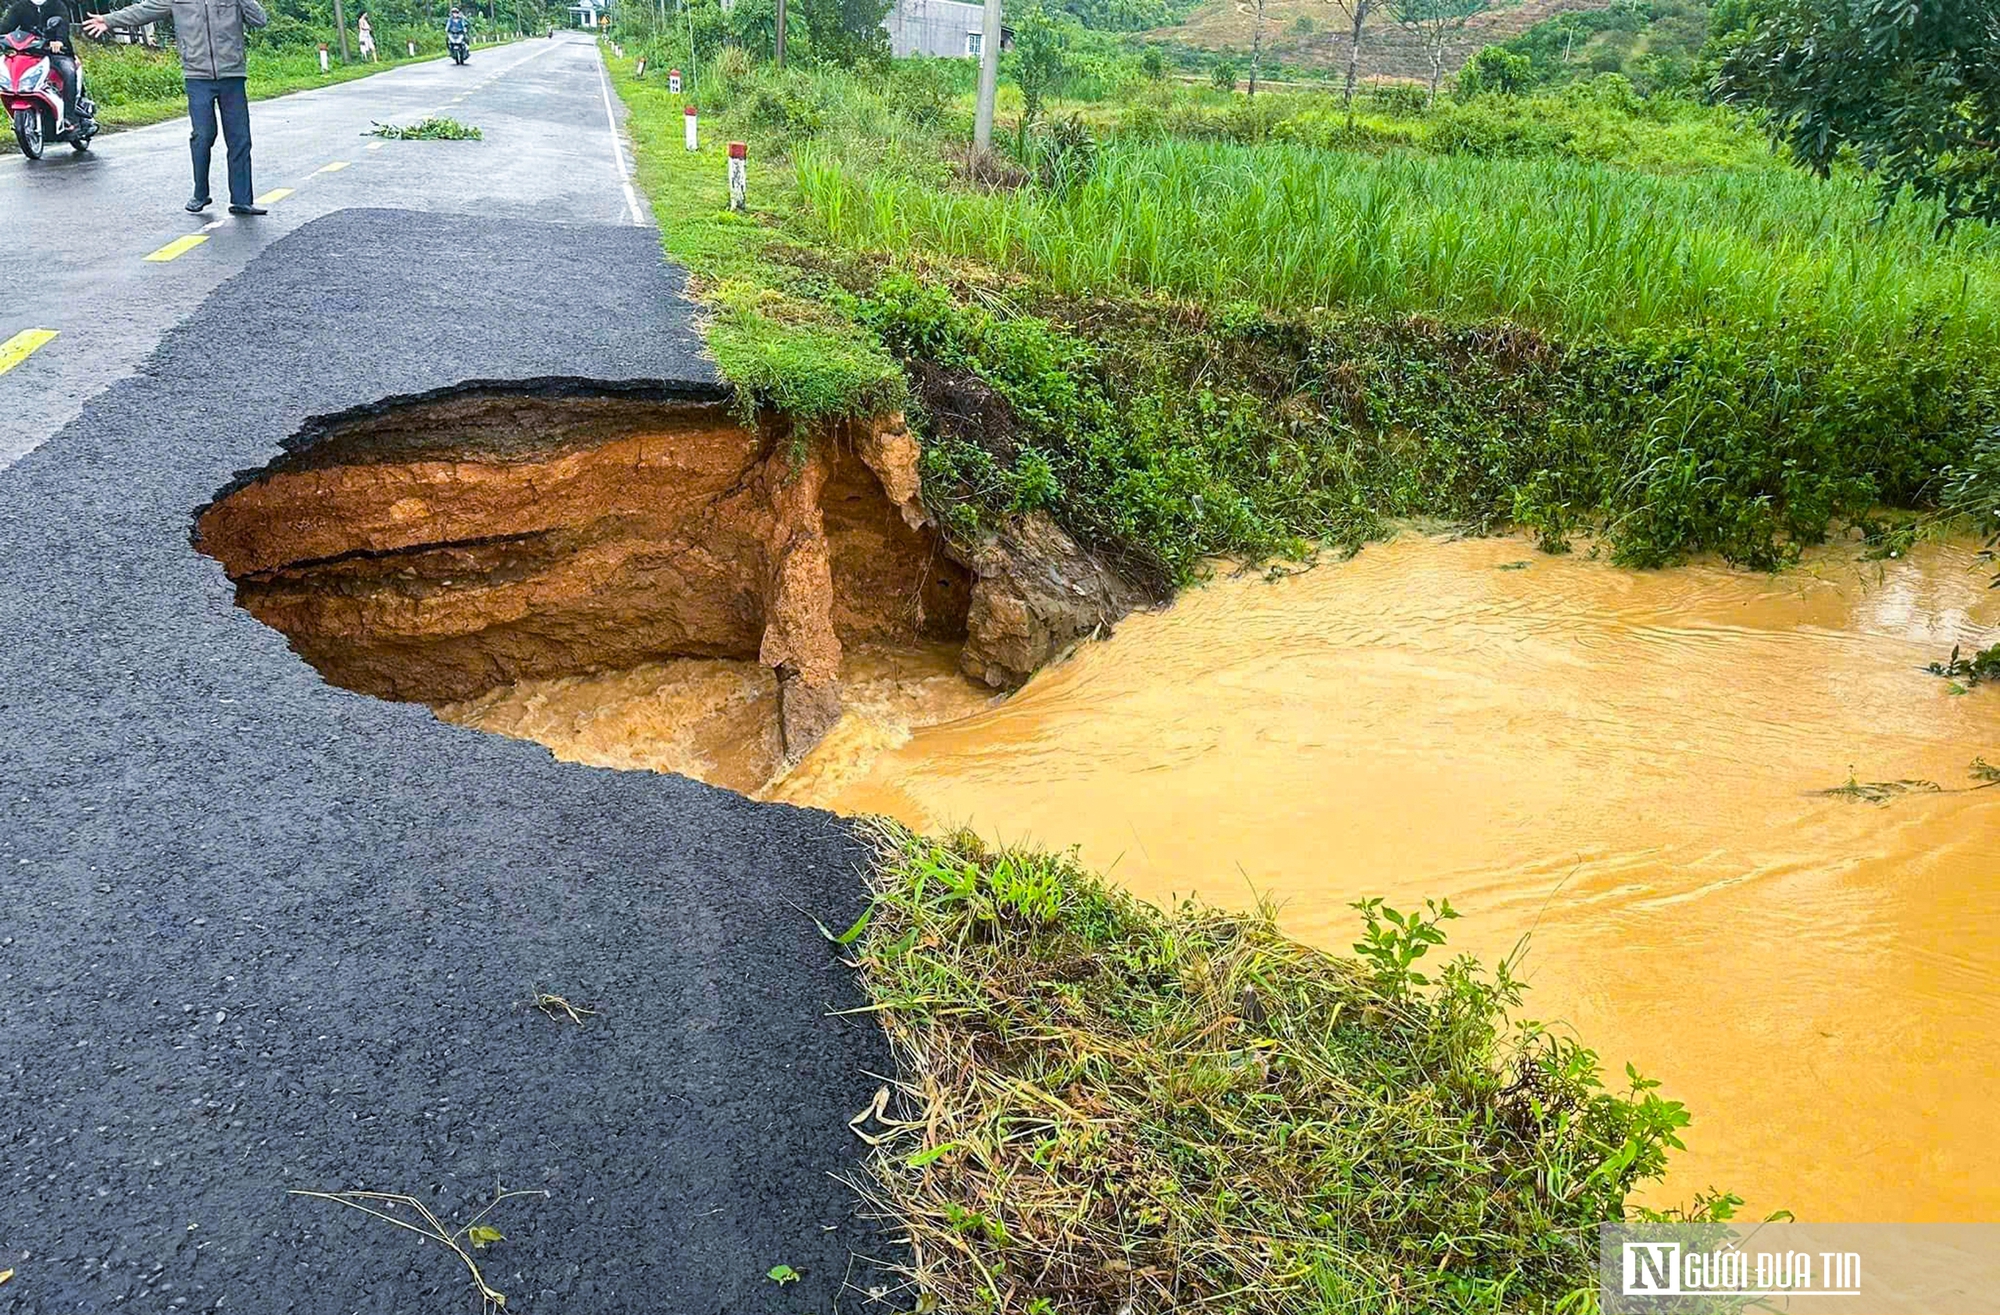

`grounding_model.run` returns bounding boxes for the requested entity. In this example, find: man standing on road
[82,0,270,216]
